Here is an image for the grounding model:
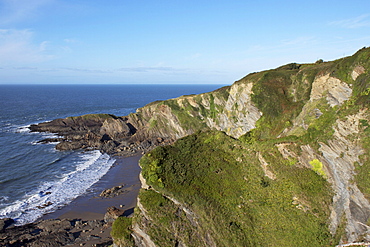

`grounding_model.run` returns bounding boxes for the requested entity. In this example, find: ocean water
[0,84,223,225]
